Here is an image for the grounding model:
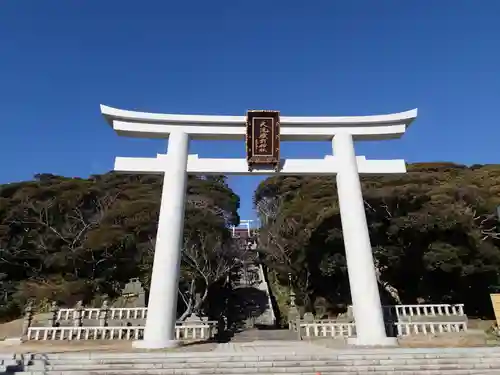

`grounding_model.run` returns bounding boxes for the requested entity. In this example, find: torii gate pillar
[334,132,389,345]
[133,131,189,349]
